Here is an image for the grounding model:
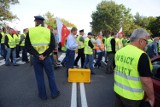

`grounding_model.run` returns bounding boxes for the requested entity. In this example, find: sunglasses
[141,38,148,44]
